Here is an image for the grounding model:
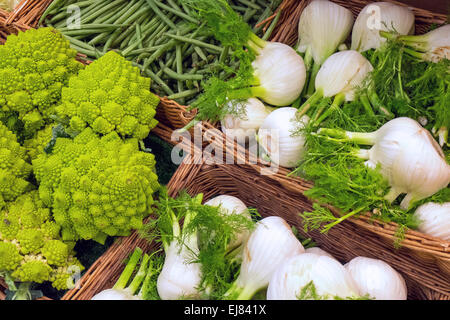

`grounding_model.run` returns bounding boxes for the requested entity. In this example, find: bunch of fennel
[179,0,306,129]
[297,0,354,97]
[366,32,450,146]
[140,189,256,300]
[294,110,449,239]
